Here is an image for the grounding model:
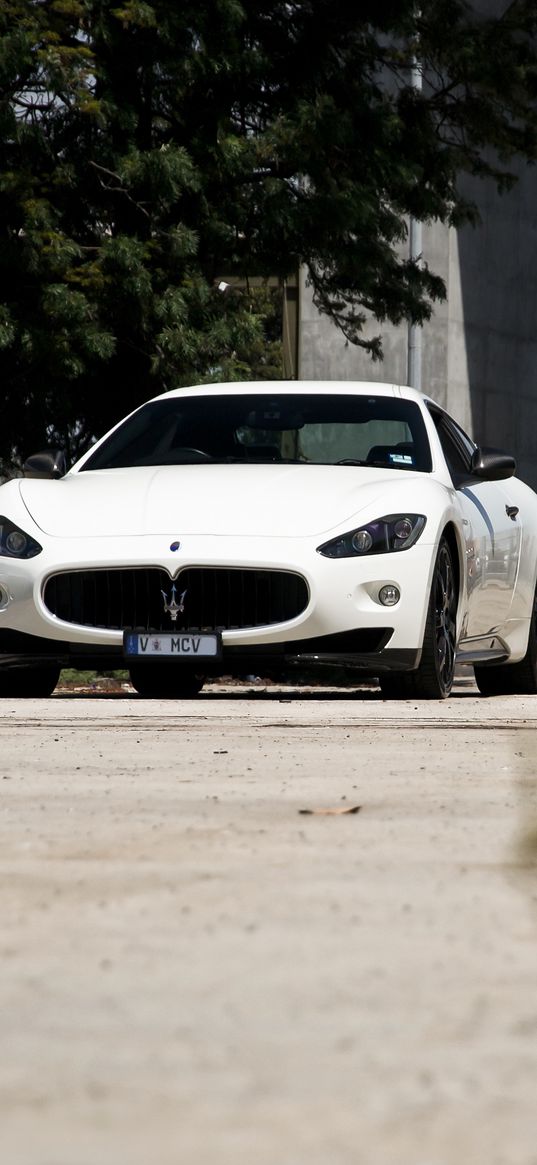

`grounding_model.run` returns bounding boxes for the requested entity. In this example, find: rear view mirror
[471,447,516,481]
[245,408,304,430]
[23,449,67,479]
